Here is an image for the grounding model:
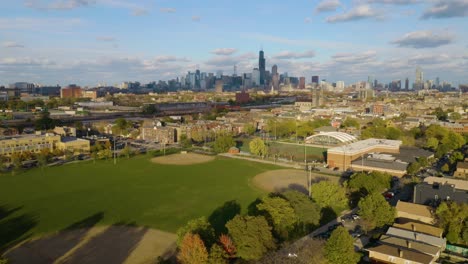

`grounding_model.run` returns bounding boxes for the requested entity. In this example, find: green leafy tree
[282,190,321,229]
[342,118,360,129]
[310,181,348,211]
[249,137,267,157]
[244,124,256,135]
[433,107,448,121]
[424,137,437,150]
[213,134,235,153]
[177,233,209,264]
[10,152,22,175]
[180,134,192,148]
[226,215,275,261]
[256,196,298,240]
[386,126,402,140]
[436,202,468,245]
[449,151,464,165]
[441,163,450,173]
[35,111,57,130]
[120,144,132,158]
[208,244,228,264]
[441,131,466,151]
[347,172,391,196]
[324,226,360,264]
[450,112,462,121]
[358,192,395,229]
[177,217,216,248]
[407,162,421,175]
